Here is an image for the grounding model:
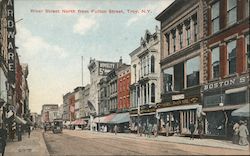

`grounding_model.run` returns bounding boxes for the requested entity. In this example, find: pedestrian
[197,120,203,139]
[27,126,31,138]
[238,120,249,146]
[148,123,152,138]
[153,124,158,137]
[114,124,118,135]
[44,125,46,133]
[165,122,169,137]
[232,121,239,144]
[0,125,7,156]
[189,121,195,140]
